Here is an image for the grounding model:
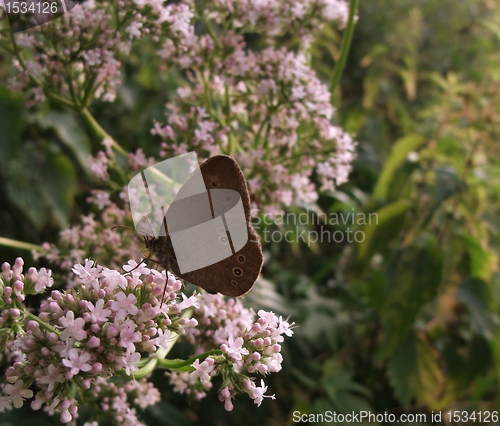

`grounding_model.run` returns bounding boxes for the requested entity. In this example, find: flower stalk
[330,0,360,97]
